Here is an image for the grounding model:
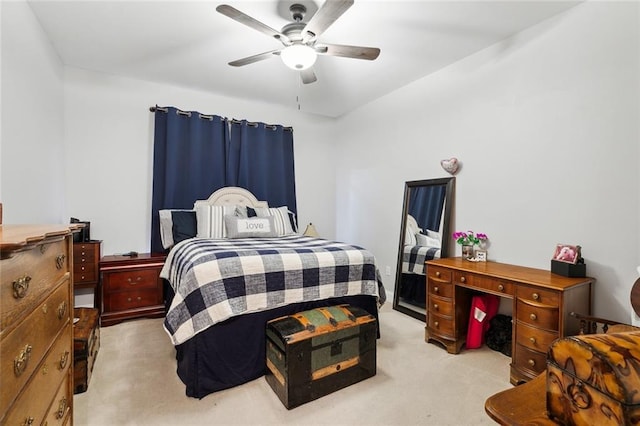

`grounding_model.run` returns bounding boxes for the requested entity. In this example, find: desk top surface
[427,257,593,291]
